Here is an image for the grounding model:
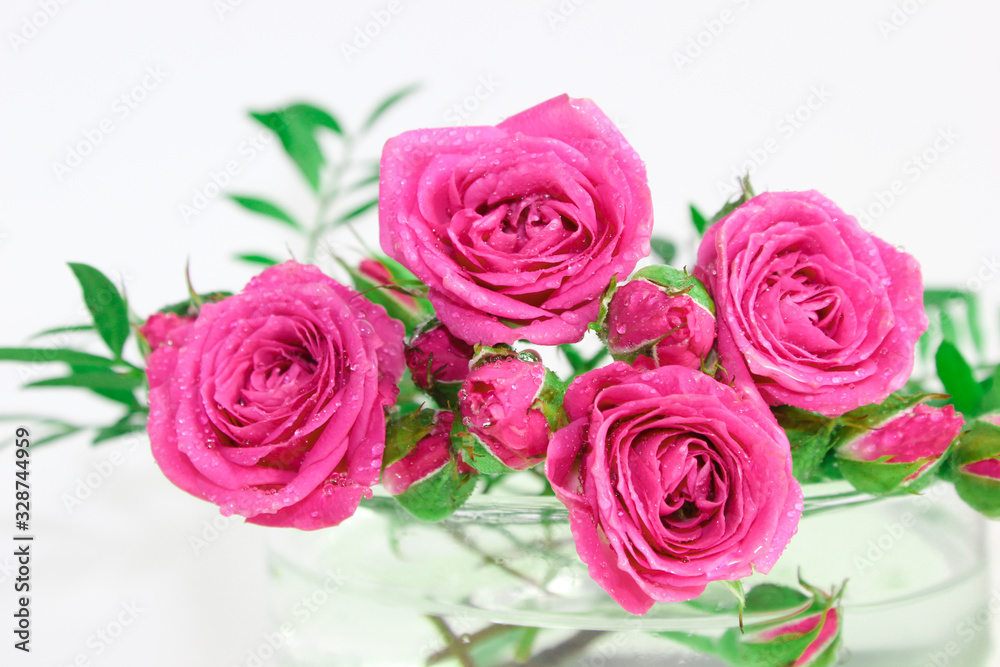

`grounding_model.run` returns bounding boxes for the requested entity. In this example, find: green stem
[305,135,355,263]
[498,630,606,667]
[426,616,477,667]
